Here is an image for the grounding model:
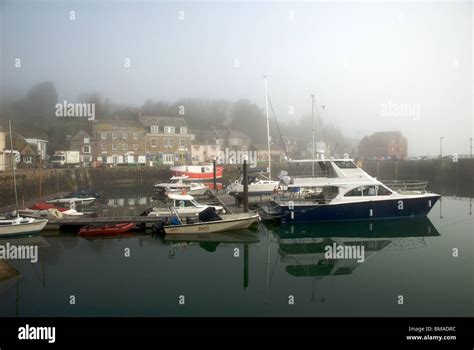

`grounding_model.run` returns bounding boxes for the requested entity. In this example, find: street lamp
[439,137,444,159]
